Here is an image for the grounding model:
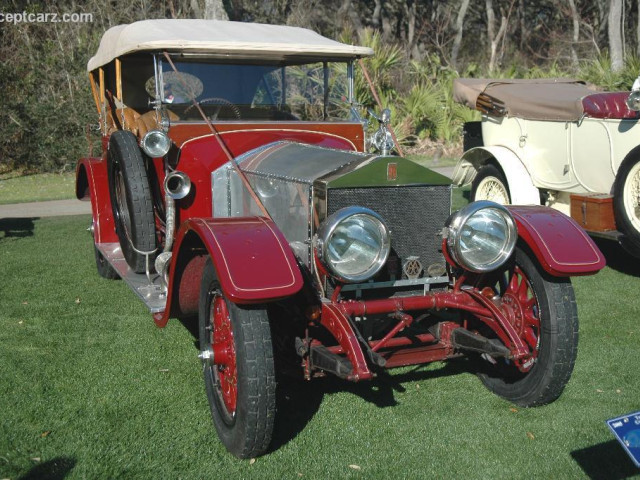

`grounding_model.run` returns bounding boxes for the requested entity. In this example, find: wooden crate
[570,193,616,232]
